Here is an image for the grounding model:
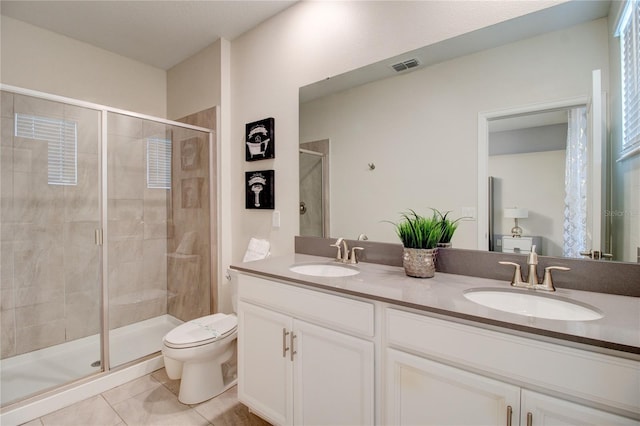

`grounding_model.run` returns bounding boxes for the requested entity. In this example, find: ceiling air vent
[391,58,420,72]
